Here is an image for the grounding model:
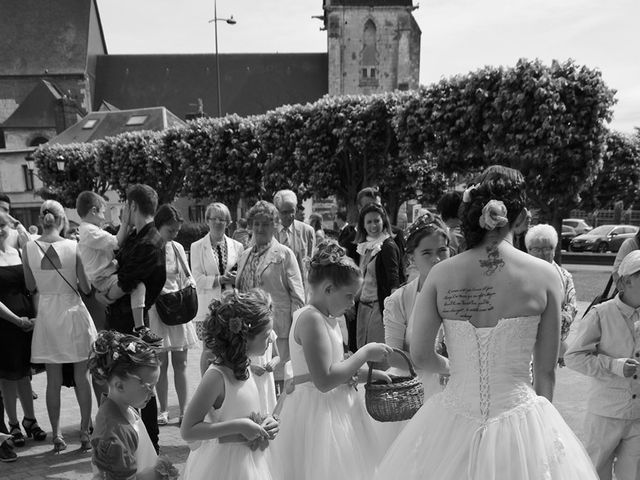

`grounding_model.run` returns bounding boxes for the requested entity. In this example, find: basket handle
[366,347,417,385]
